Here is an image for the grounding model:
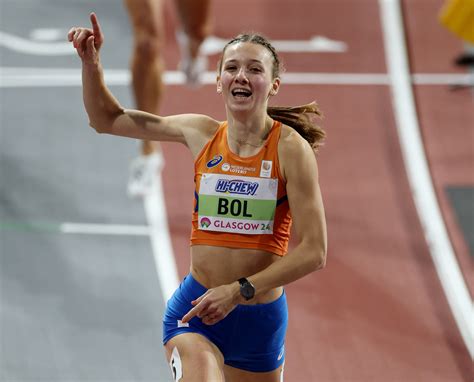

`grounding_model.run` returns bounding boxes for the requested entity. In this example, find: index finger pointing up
[90,13,102,37]
[89,12,103,45]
